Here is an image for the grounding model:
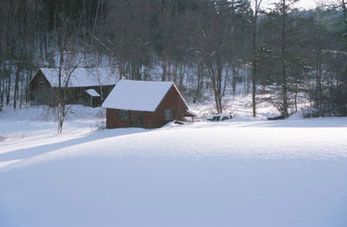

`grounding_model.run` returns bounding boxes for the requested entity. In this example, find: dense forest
[0,0,346,117]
